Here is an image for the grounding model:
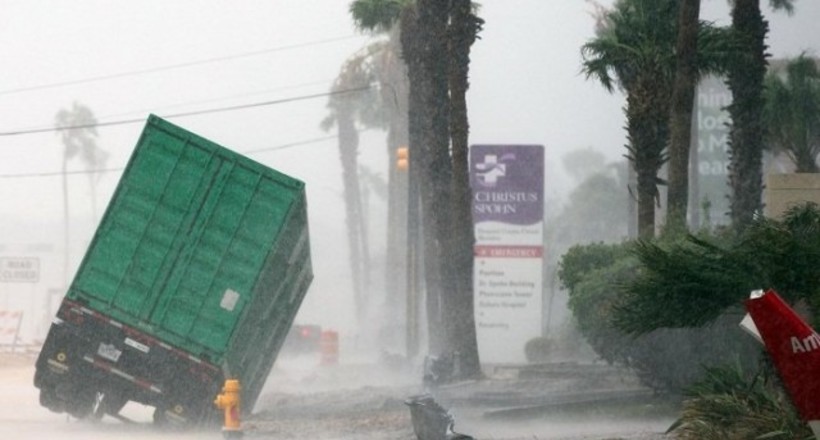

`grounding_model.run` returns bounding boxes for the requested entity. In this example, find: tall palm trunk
[446,0,481,377]
[666,0,701,235]
[351,0,483,367]
[628,73,670,239]
[383,28,411,347]
[417,0,452,356]
[727,0,767,230]
[55,102,102,287]
[400,5,446,354]
[338,110,368,321]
